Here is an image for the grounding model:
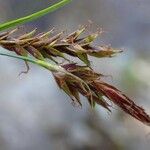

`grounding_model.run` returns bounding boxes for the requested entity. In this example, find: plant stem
[0,52,62,72]
[0,0,71,31]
